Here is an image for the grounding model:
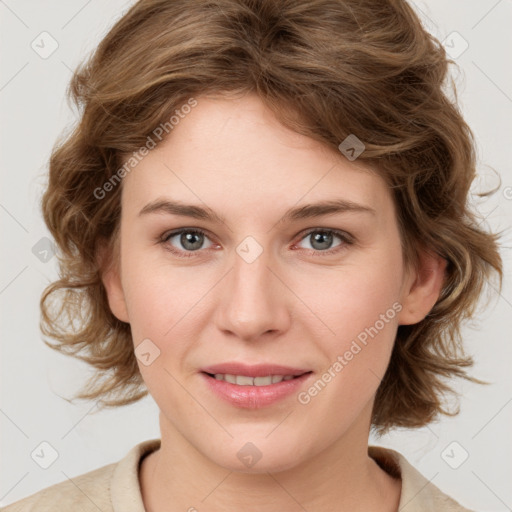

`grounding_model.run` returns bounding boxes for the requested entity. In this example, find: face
[102,92,444,473]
